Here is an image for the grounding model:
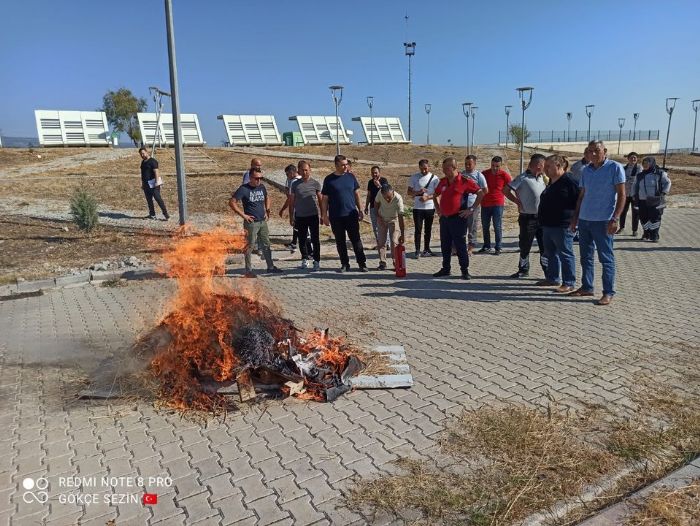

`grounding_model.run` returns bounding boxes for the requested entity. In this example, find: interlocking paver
[1,208,698,524]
